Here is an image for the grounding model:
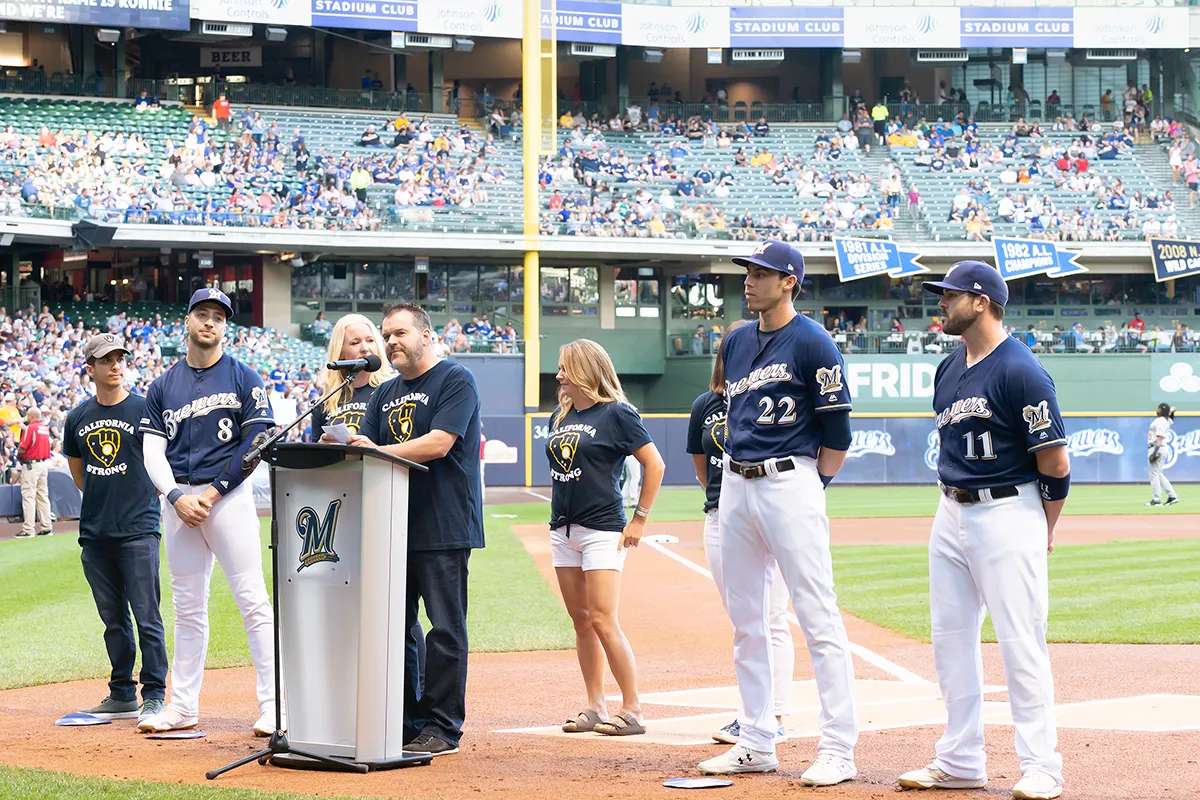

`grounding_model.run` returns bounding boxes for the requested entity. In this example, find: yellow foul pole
[522,0,545,423]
